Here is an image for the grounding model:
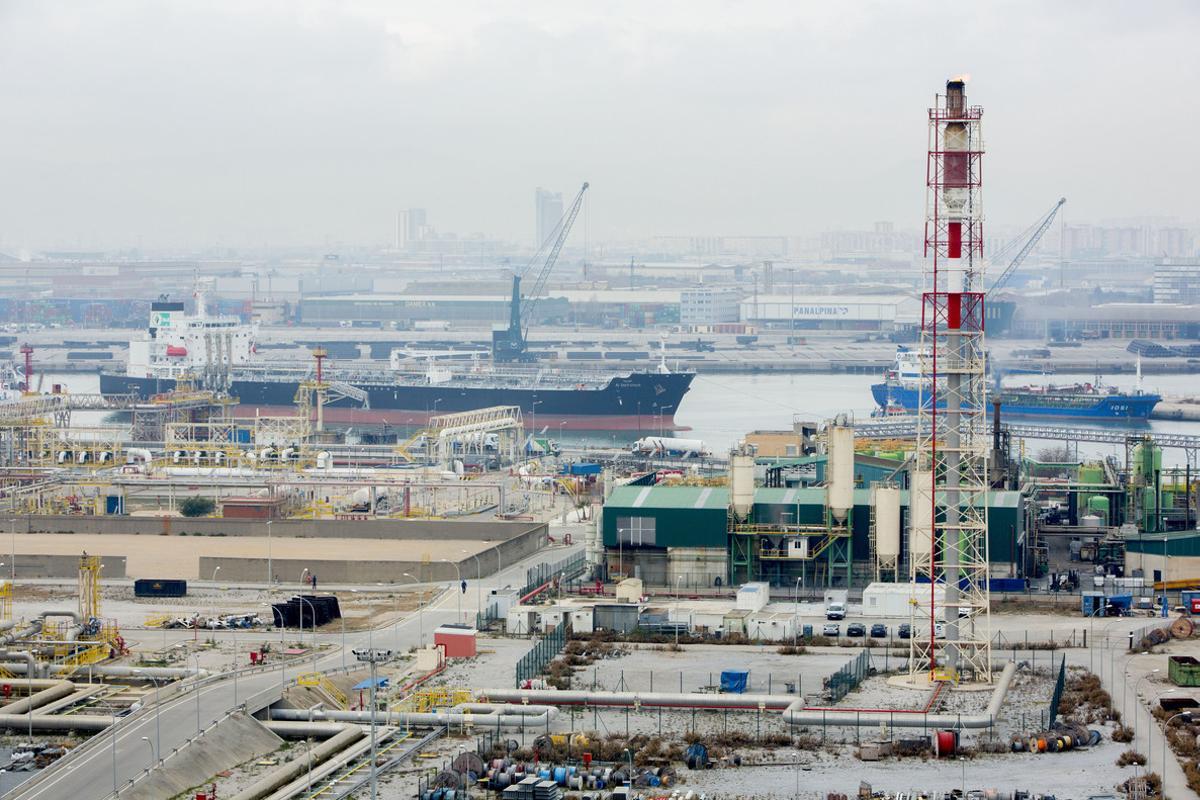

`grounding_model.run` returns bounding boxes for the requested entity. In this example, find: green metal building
[601,481,1025,589]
